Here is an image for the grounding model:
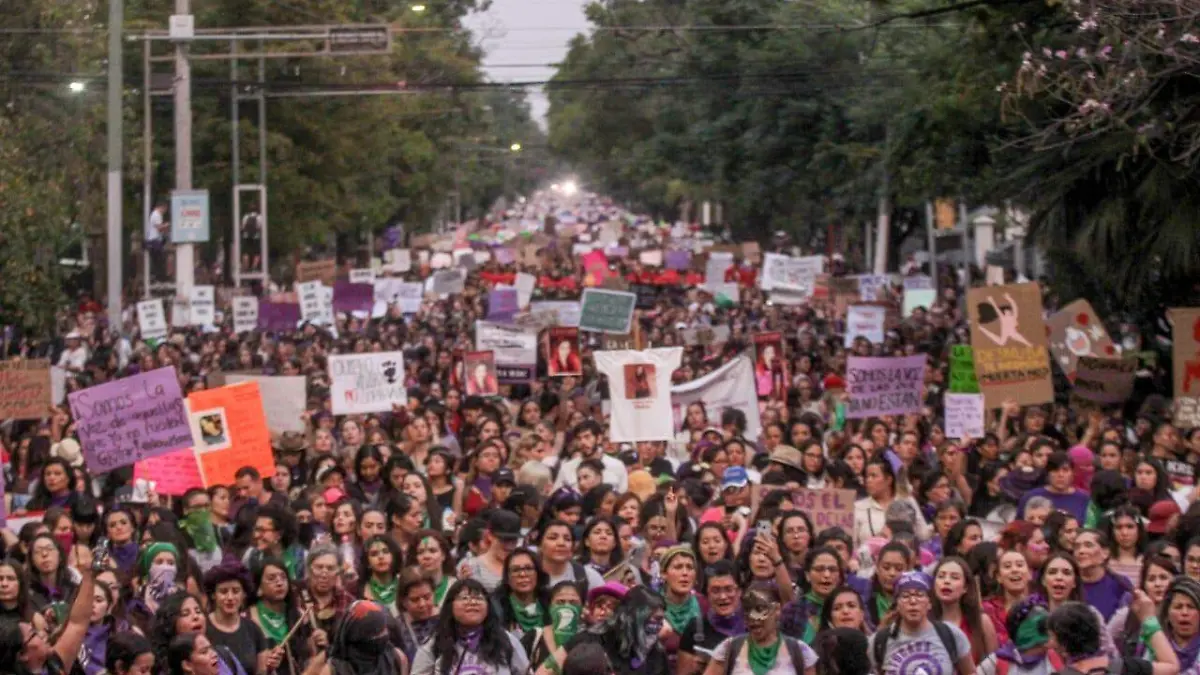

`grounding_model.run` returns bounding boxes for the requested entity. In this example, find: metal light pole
[106,0,124,327]
[174,0,195,296]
